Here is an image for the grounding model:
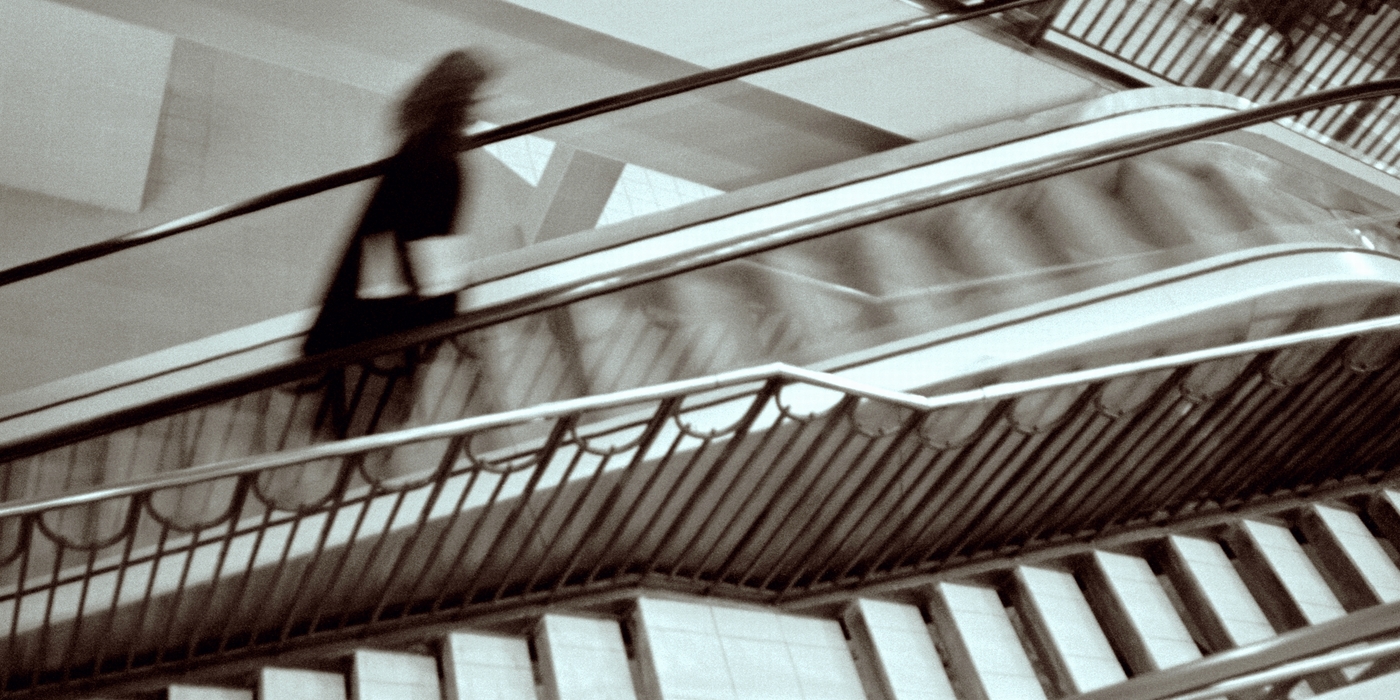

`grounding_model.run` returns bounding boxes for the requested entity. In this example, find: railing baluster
[456,416,575,606]
[364,437,465,624]
[778,408,929,594]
